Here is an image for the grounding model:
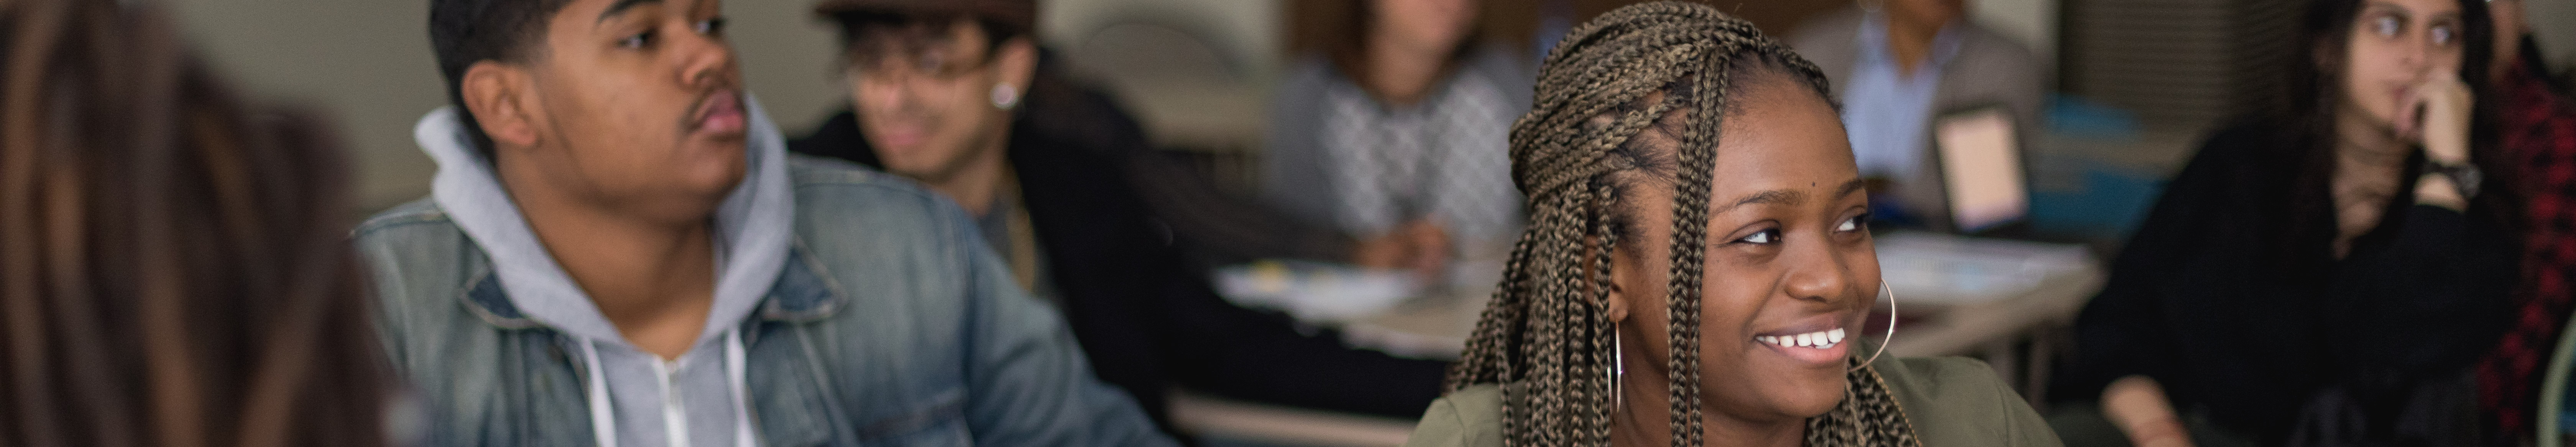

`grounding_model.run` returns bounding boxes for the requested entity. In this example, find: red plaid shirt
[2479,59,2576,438]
